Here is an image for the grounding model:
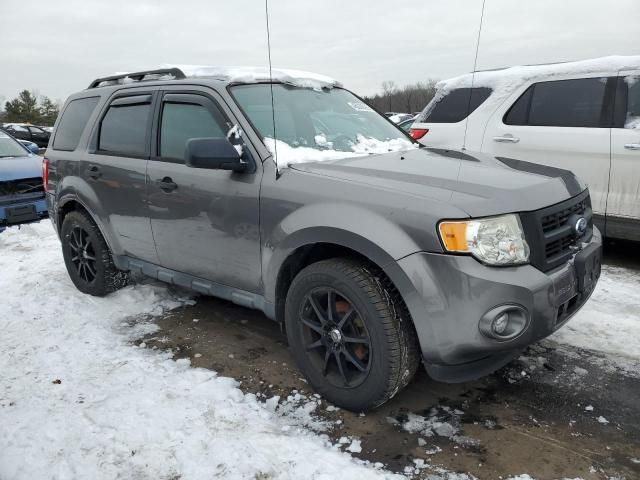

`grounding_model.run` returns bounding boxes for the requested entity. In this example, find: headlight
[438,214,530,266]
